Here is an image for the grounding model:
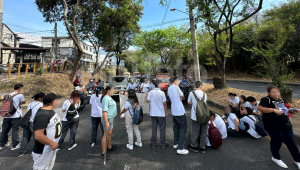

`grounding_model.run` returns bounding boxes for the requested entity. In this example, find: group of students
[125,78,155,93]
